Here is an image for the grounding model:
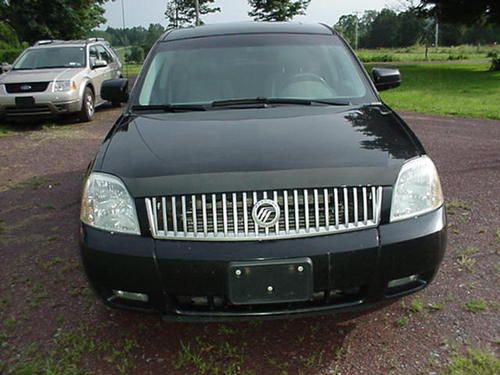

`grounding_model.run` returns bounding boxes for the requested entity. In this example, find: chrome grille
[145,186,383,241]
